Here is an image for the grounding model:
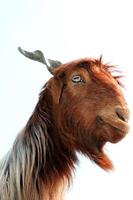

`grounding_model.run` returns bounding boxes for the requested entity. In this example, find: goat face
[51,58,129,169]
[18,48,129,170]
